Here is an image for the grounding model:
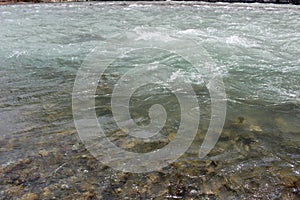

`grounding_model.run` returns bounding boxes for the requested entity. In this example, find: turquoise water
[0,2,299,199]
